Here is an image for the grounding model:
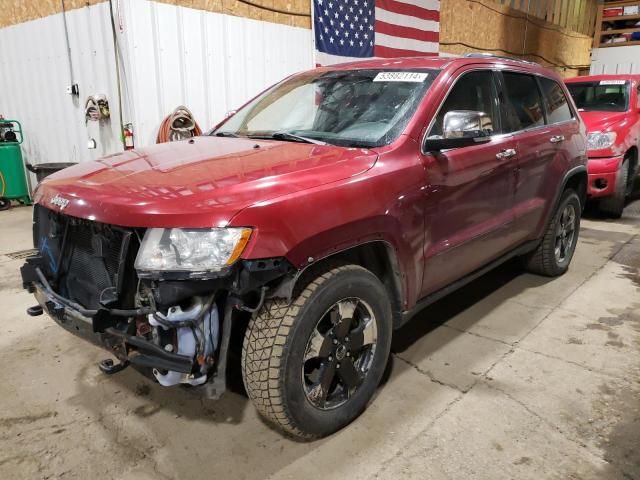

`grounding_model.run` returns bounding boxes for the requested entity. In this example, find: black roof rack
[463,52,540,67]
